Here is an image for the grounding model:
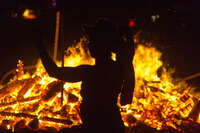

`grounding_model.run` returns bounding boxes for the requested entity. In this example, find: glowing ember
[0,36,199,132]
